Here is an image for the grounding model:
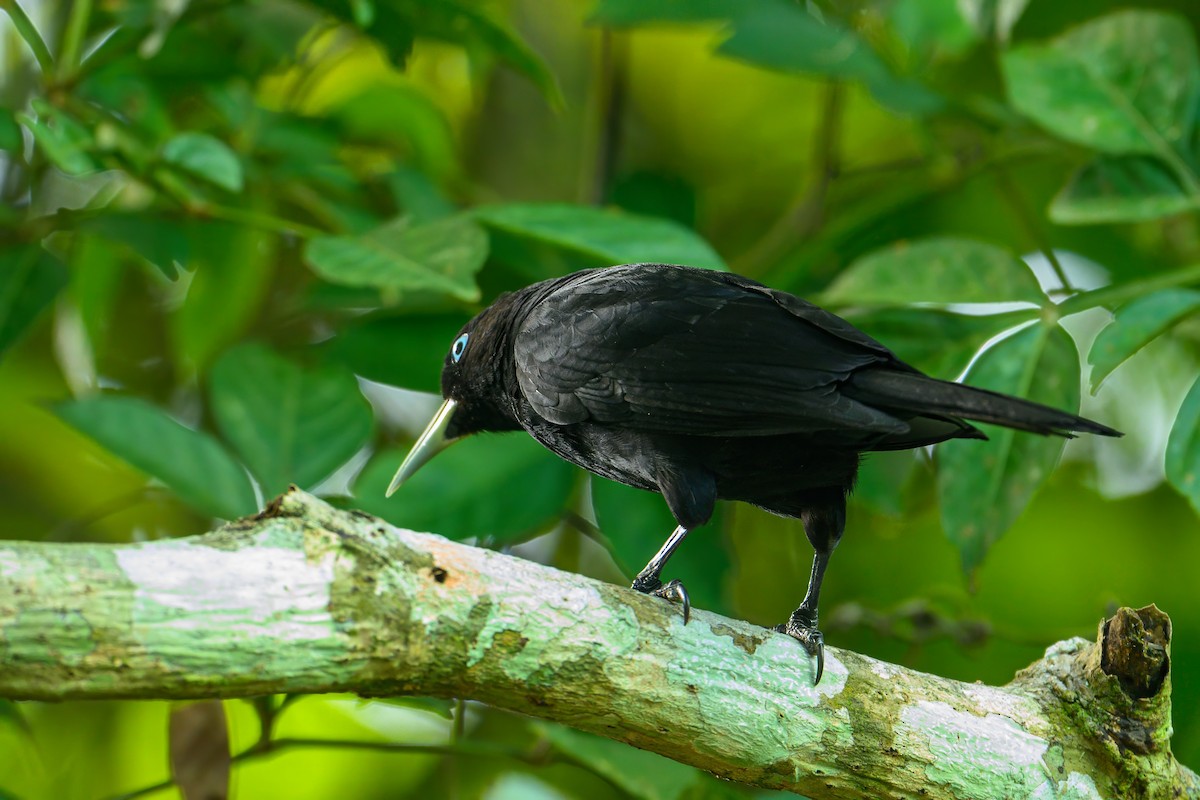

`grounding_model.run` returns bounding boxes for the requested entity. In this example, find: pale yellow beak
[386,399,459,497]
